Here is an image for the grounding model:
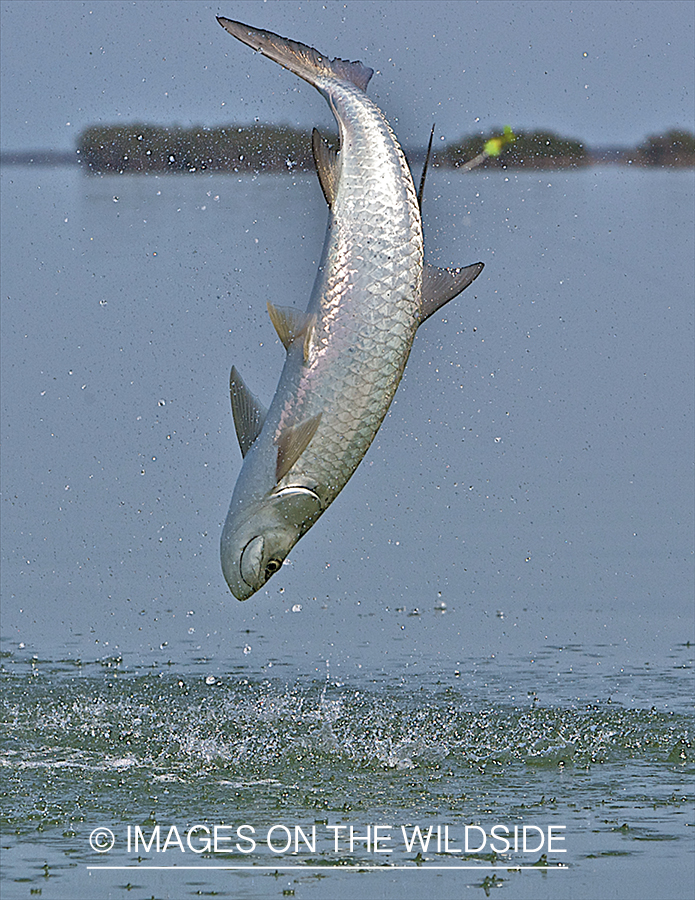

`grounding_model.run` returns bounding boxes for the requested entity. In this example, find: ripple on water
[1,665,692,828]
